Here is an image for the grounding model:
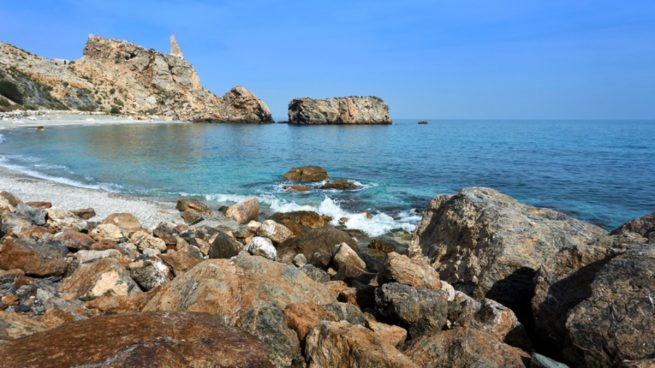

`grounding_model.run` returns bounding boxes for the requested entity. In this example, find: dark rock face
[404,327,529,368]
[563,244,655,367]
[320,180,362,191]
[0,312,274,367]
[282,166,328,182]
[288,96,392,125]
[208,231,243,259]
[0,237,68,277]
[410,187,607,319]
[375,282,448,338]
[611,211,655,239]
[277,227,357,267]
